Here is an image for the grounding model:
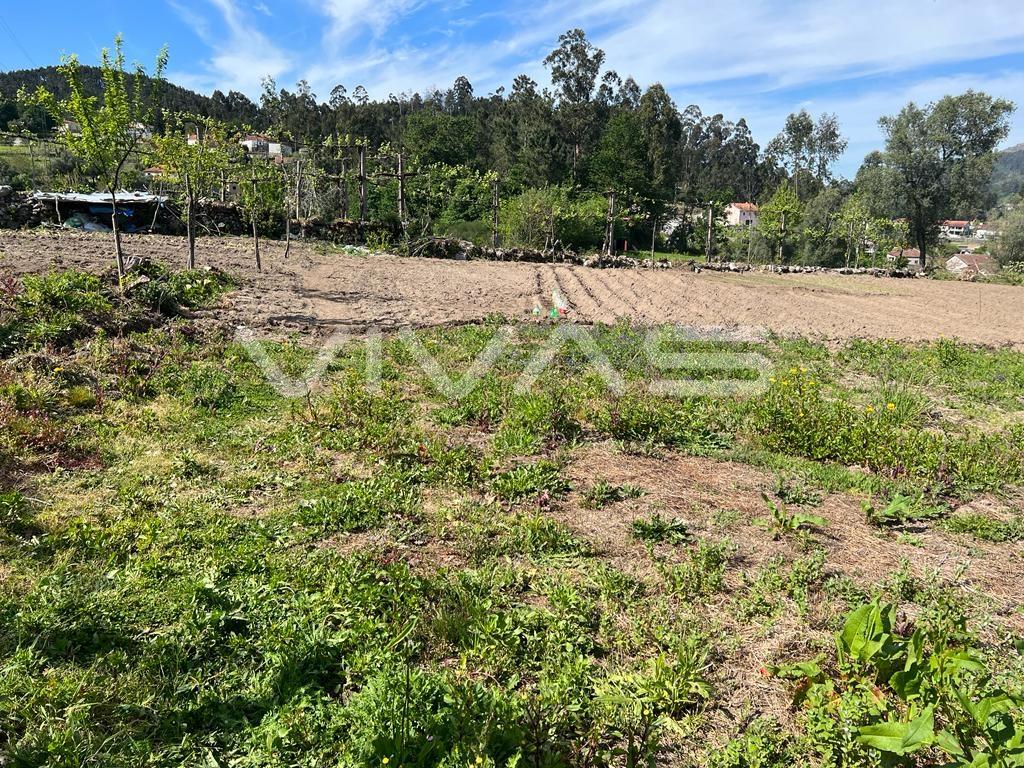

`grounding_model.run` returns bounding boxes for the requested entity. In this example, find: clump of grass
[862,492,944,527]
[631,513,690,544]
[490,460,569,502]
[659,539,734,598]
[773,473,823,506]
[581,479,644,509]
[942,512,1023,542]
